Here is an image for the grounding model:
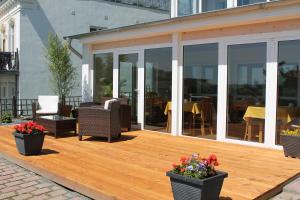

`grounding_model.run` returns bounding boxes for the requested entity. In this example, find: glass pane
[277,40,300,144]
[144,47,172,132]
[178,0,198,16]
[93,53,113,102]
[227,43,267,143]
[202,0,226,12]
[119,53,138,123]
[183,43,218,139]
[237,0,266,6]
